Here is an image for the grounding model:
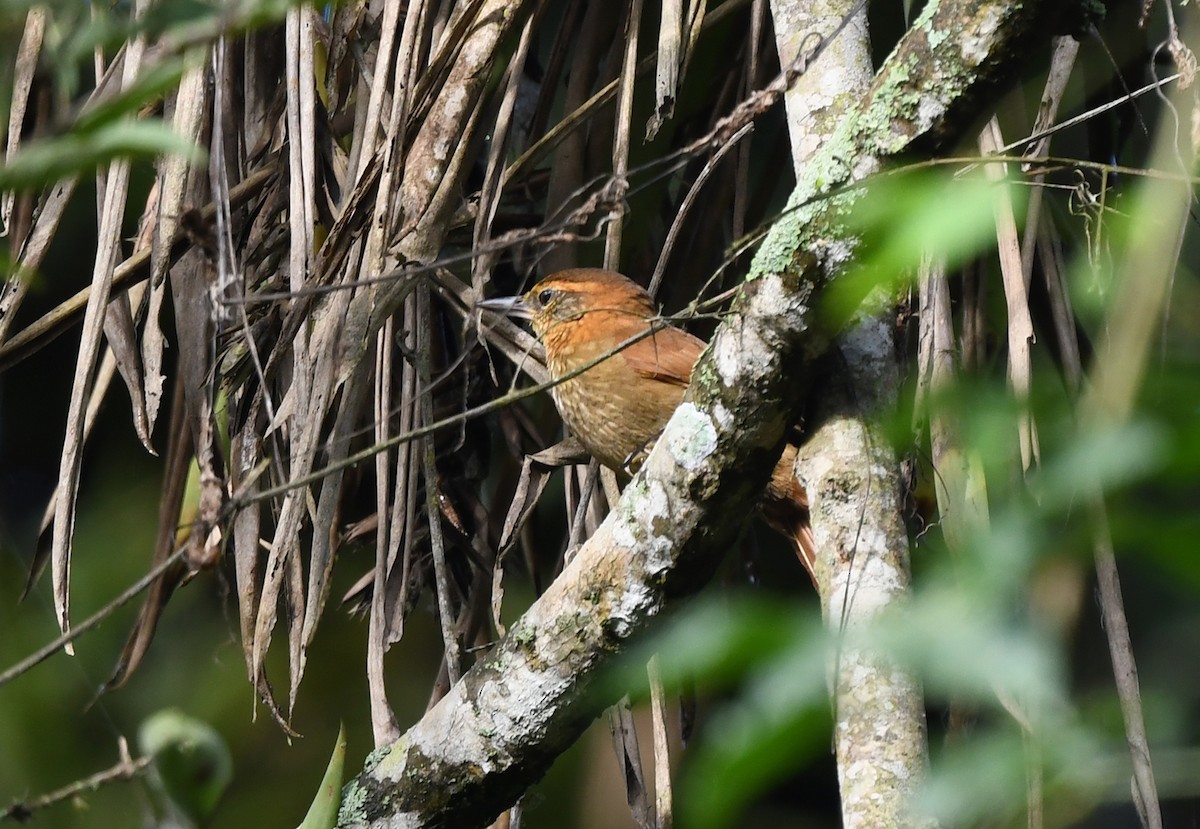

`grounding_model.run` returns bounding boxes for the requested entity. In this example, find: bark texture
[772,0,874,177]
[797,318,931,829]
[771,1,931,825]
[339,2,1058,826]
